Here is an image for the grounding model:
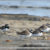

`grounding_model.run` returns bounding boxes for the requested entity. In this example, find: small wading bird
[32,29,43,36]
[29,29,44,40]
[0,24,10,34]
[38,24,50,32]
[32,29,48,40]
[36,24,50,40]
[17,29,32,40]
